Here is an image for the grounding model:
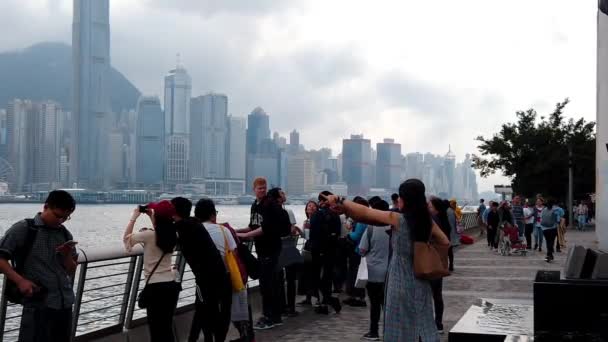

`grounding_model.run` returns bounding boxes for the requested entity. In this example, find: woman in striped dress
[323,179,449,341]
